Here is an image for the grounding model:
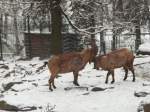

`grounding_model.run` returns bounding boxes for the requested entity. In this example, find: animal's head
[82,47,97,64]
[80,48,92,63]
[93,55,103,69]
[87,46,98,64]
